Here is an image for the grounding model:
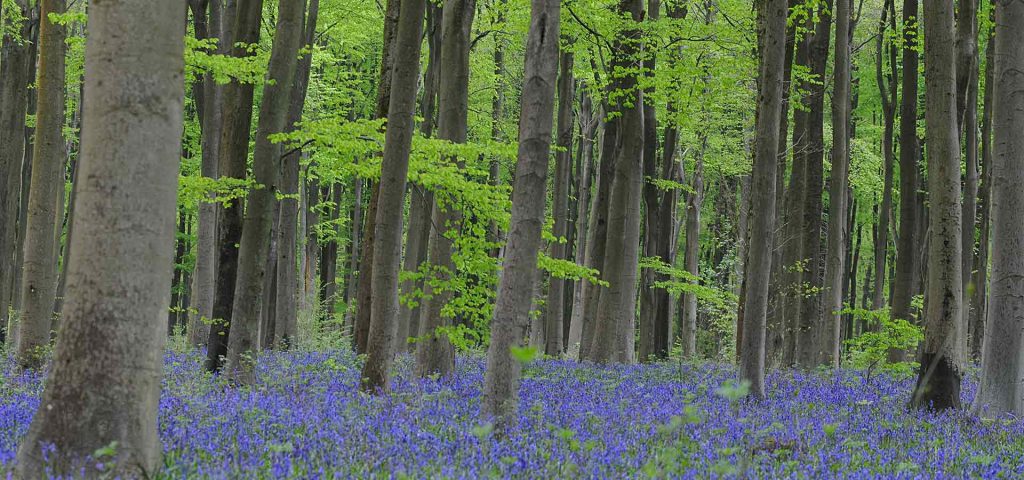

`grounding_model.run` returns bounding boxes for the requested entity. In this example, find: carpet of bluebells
[1,348,1022,478]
